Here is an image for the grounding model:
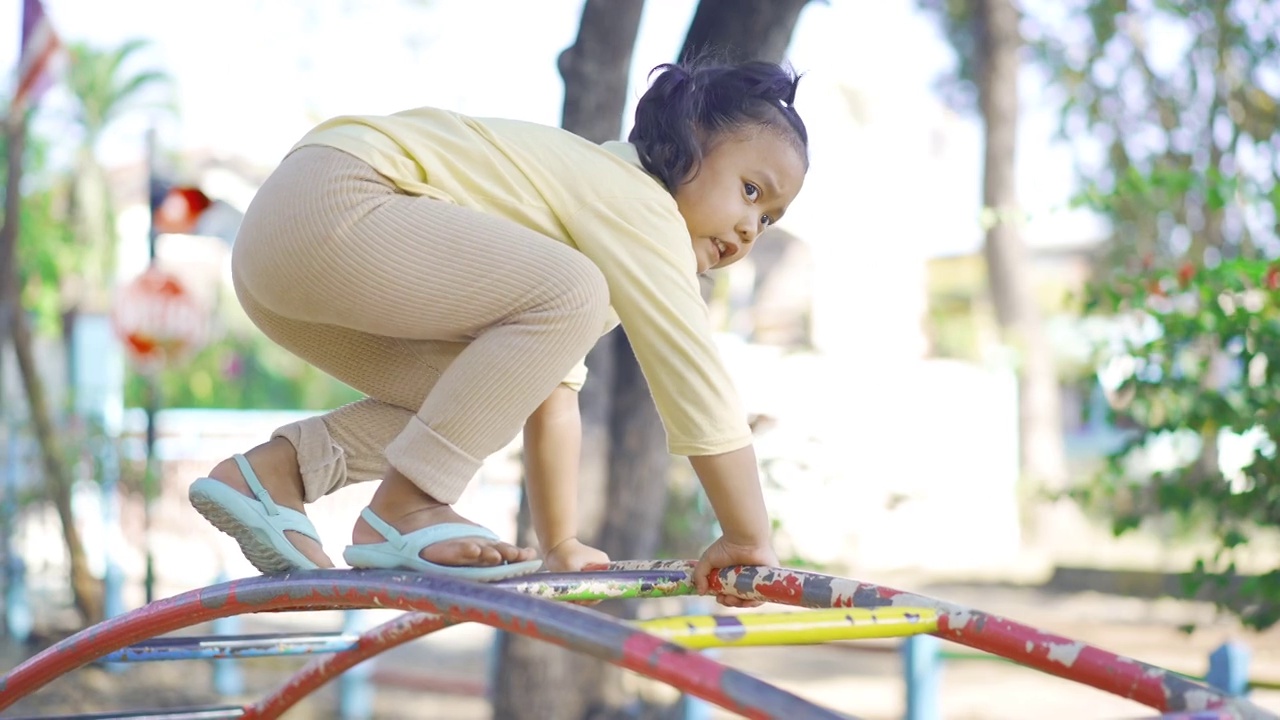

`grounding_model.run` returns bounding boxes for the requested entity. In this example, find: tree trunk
[2,114,103,628]
[9,290,104,625]
[491,3,645,719]
[680,0,811,63]
[566,330,673,718]
[974,0,1068,511]
[495,1,813,716]
[574,4,814,719]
